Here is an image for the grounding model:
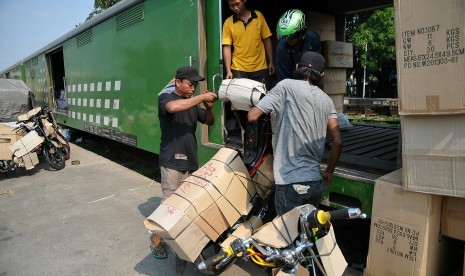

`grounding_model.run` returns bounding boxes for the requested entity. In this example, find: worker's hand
[202,92,218,109]
[225,70,233,79]
[268,64,275,76]
[321,170,333,190]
